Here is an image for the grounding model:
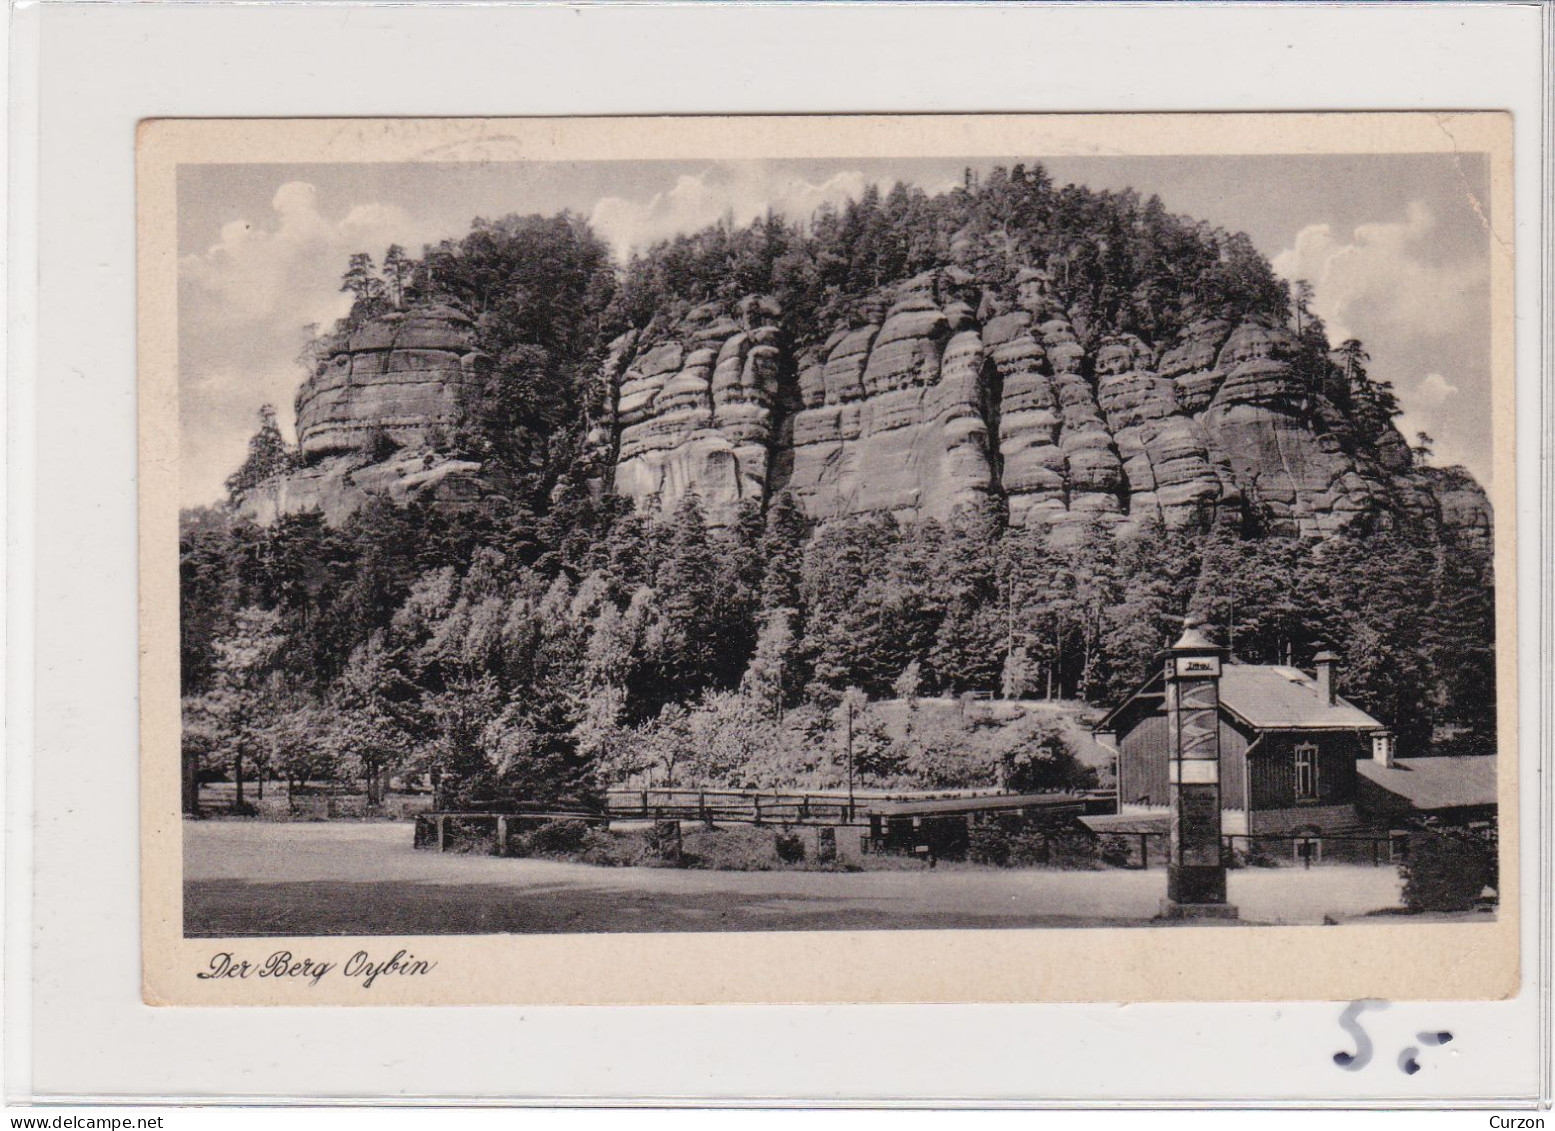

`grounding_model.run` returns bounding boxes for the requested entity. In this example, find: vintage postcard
[139,113,1518,1005]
